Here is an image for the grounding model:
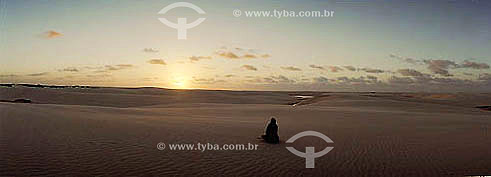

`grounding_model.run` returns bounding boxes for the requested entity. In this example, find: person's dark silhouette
[261,117,279,144]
